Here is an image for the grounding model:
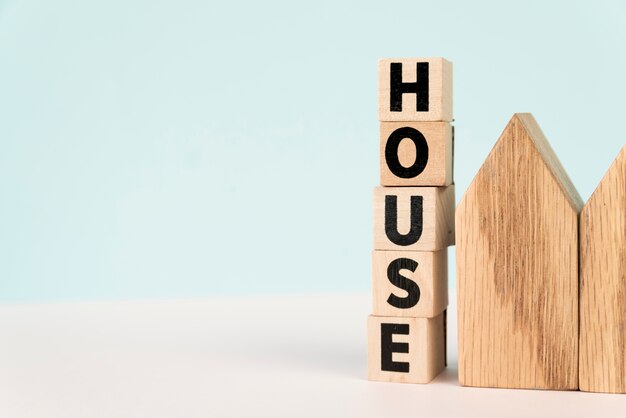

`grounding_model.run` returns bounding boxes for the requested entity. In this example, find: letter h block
[378,58,452,122]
